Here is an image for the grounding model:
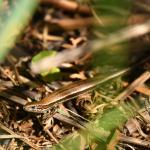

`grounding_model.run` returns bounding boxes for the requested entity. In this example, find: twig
[135,84,150,96]
[65,108,90,123]
[0,135,25,139]
[32,27,63,41]
[0,91,27,105]
[0,67,17,85]
[123,82,150,96]
[53,113,85,129]
[44,129,58,143]
[47,17,94,30]
[120,134,150,148]
[114,70,150,102]
[0,121,40,149]
[92,19,150,51]
[40,0,92,15]
[44,128,67,150]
